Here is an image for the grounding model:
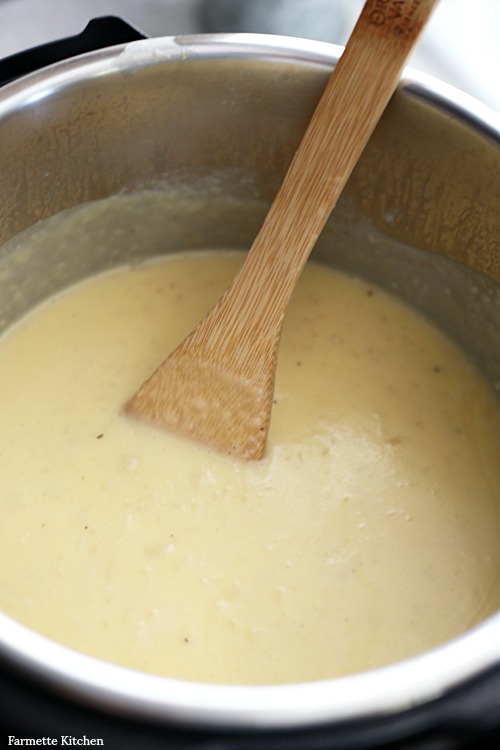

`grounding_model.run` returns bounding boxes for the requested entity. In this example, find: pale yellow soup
[0,250,499,685]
